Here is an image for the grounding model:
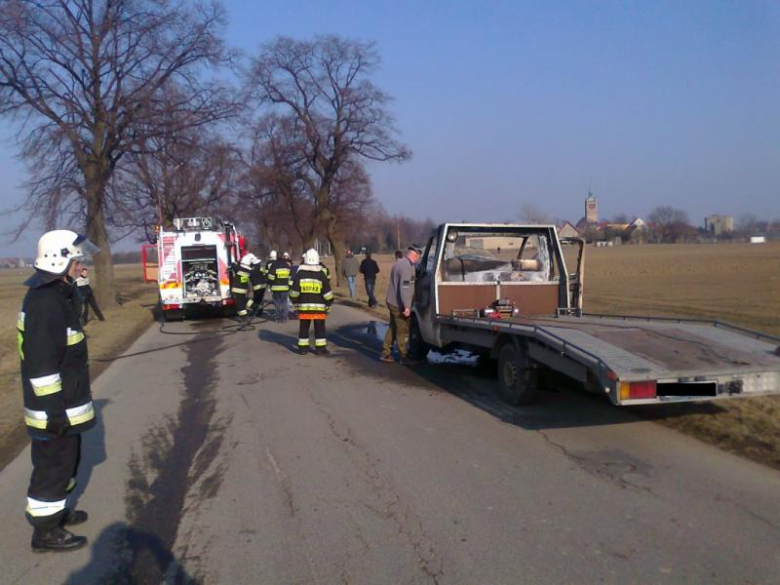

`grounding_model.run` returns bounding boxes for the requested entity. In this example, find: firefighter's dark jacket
[267,259,292,292]
[289,265,334,314]
[18,275,95,438]
[251,264,267,292]
[230,263,252,298]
